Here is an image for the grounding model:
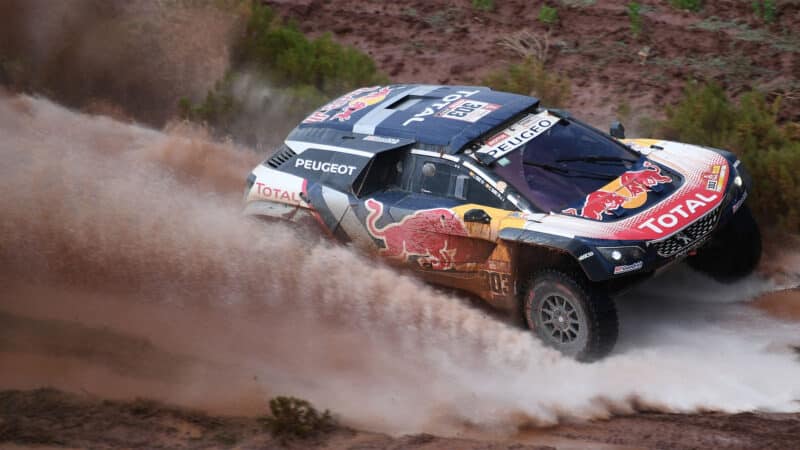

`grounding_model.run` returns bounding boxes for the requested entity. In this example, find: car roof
[290,84,539,154]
